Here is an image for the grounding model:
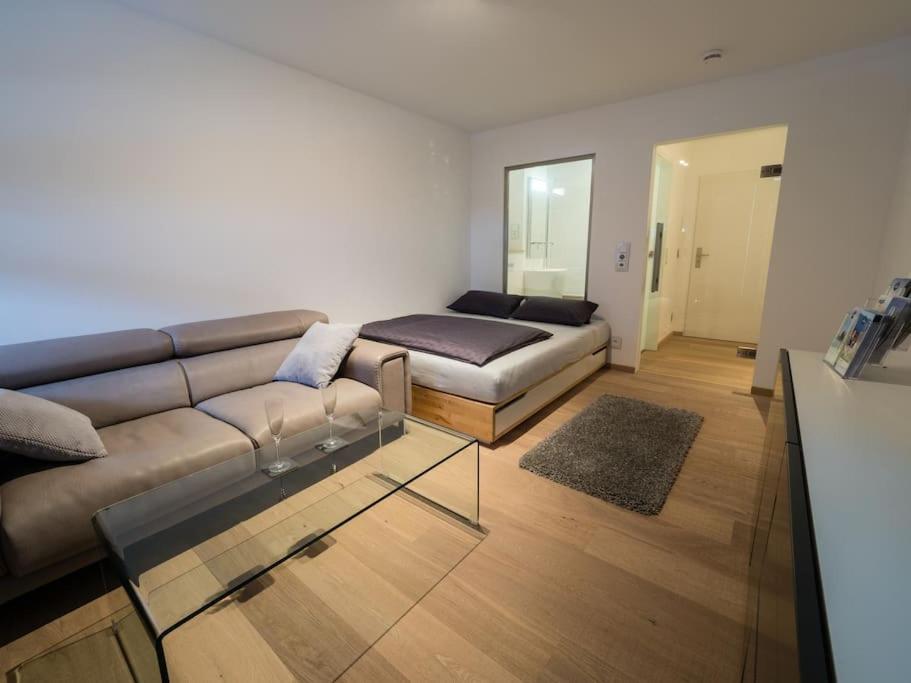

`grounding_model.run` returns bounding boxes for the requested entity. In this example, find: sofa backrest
[0,310,327,427]
[23,361,191,429]
[179,339,298,405]
[163,310,327,404]
[0,329,173,390]
[161,310,326,358]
